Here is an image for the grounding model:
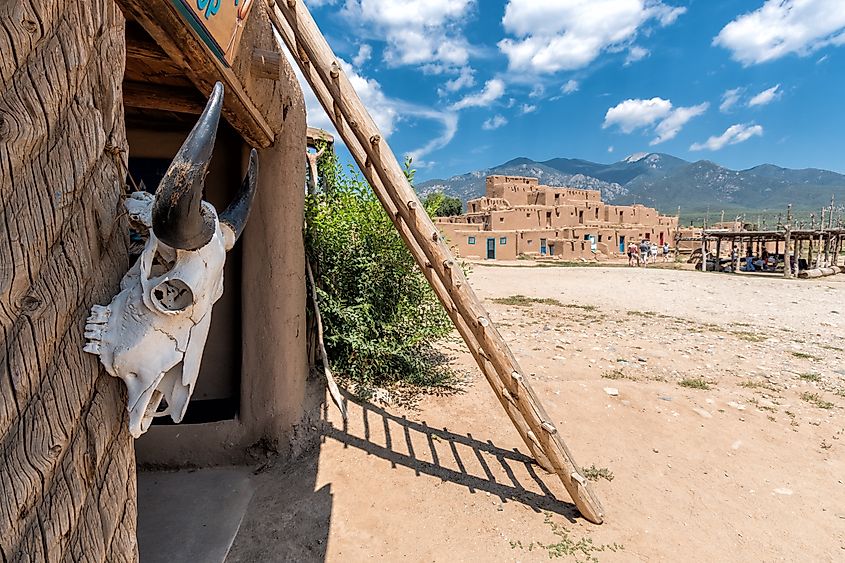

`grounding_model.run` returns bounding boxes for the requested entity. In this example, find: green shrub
[305,149,454,391]
[423,191,463,217]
